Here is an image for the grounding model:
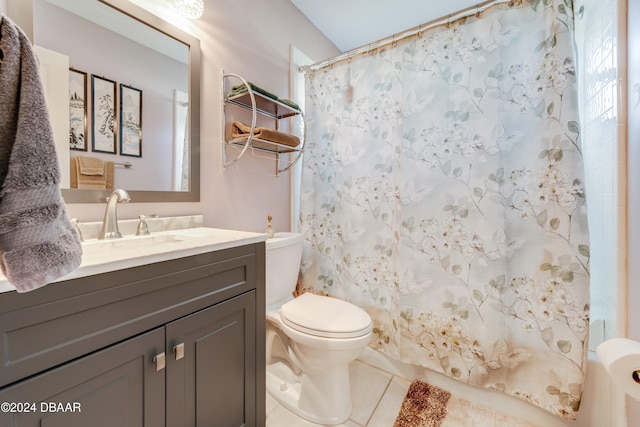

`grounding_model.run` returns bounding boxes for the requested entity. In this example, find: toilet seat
[280,293,372,339]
